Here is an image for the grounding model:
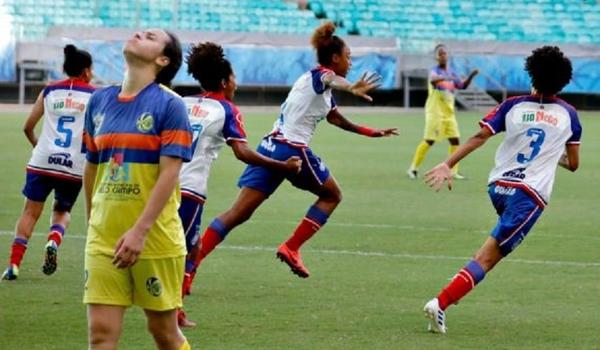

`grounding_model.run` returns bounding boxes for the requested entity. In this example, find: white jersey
[270,67,337,145]
[27,79,95,180]
[480,95,582,206]
[179,92,247,200]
